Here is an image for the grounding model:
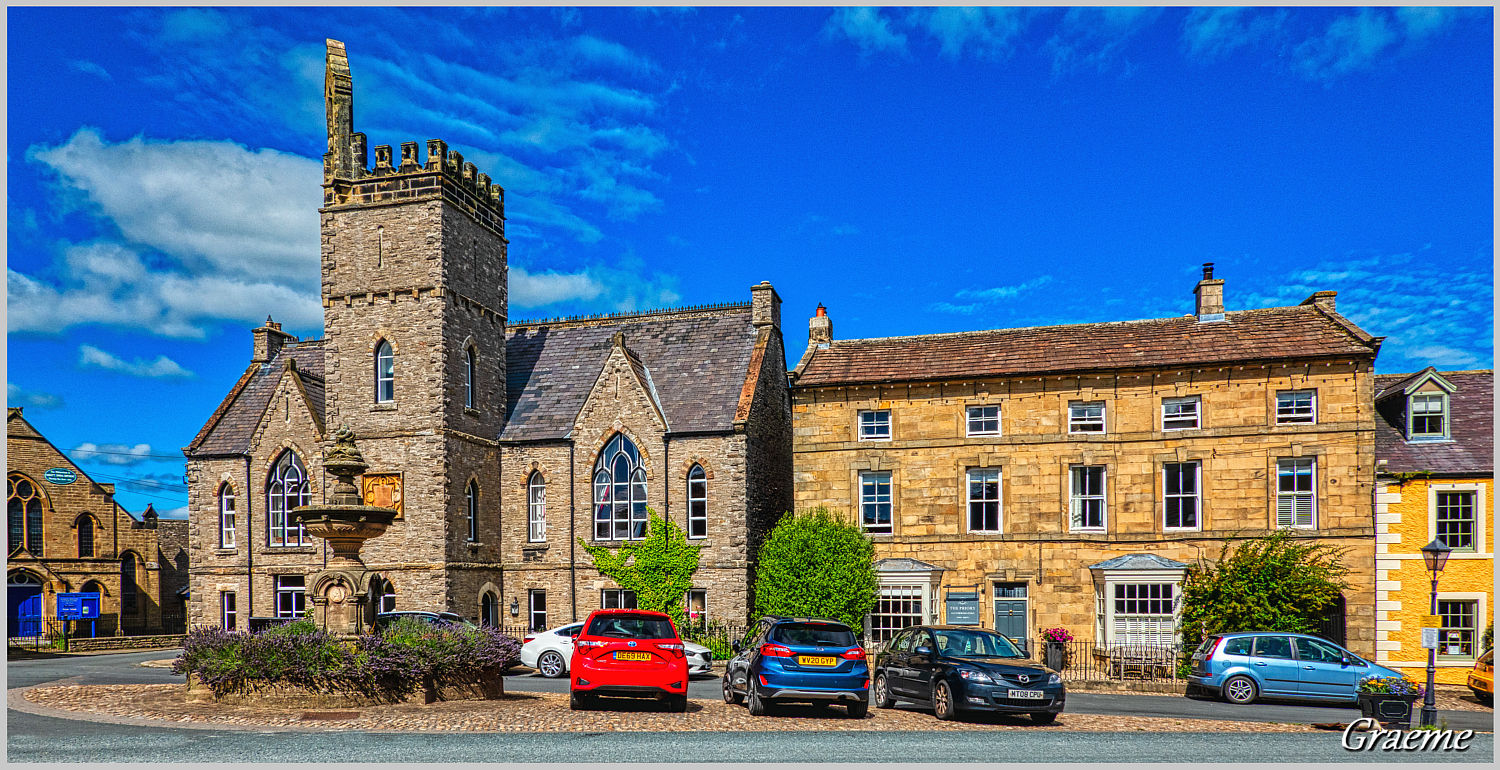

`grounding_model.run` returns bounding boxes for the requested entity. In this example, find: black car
[870,625,1065,723]
[373,611,473,631]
